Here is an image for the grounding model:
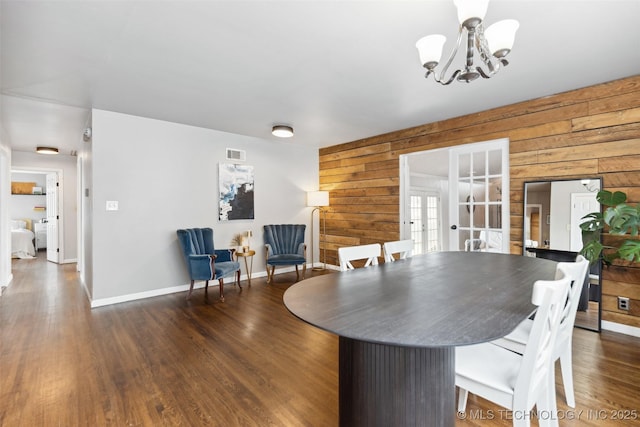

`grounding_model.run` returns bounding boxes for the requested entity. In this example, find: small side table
[34,222,47,251]
[235,249,255,285]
